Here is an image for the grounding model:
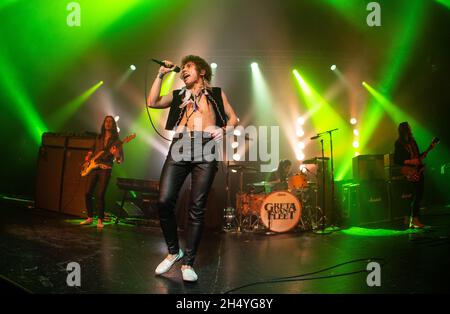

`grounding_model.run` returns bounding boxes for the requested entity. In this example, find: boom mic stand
[310,128,338,235]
